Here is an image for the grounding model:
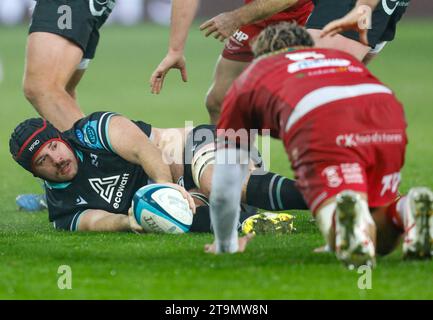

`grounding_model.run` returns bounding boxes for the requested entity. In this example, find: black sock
[246,171,308,211]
